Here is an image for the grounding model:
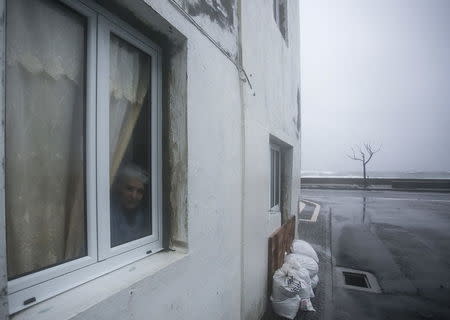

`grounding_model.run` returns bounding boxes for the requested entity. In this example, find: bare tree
[347,143,381,187]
